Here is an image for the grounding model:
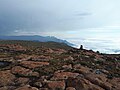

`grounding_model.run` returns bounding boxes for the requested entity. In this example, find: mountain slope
[0,40,73,50]
[0,36,74,46]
